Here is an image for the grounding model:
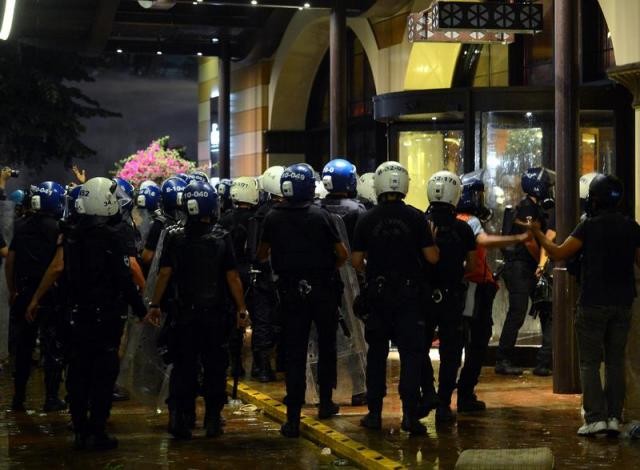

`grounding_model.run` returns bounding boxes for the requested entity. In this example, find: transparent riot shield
[305,214,367,404]
[0,201,14,362]
[135,208,154,248]
[117,227,171,411]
